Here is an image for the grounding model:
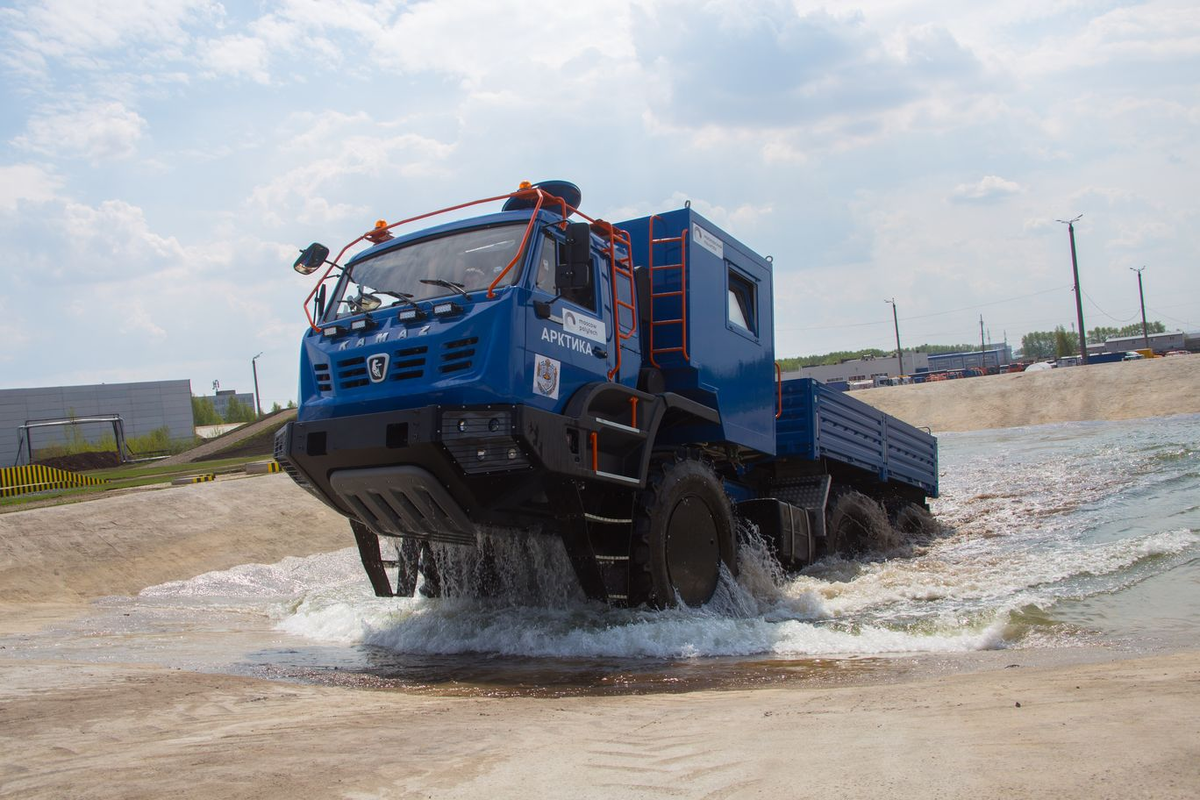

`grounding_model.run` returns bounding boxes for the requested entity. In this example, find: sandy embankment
[2,363,1200,798]
[855,353,1200,432]
[0,474,348,631]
